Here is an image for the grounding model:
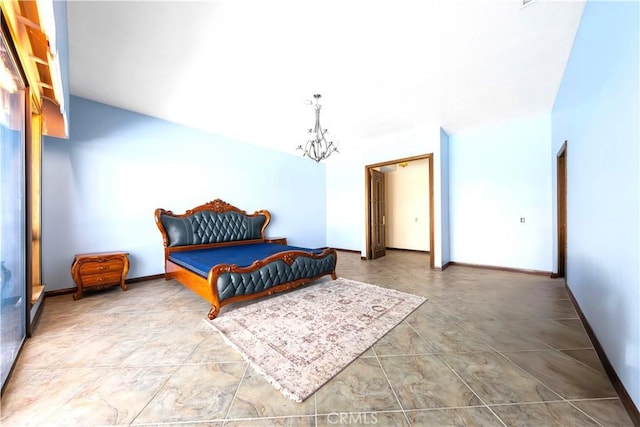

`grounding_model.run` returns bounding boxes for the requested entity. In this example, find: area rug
[204,277,427,402]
